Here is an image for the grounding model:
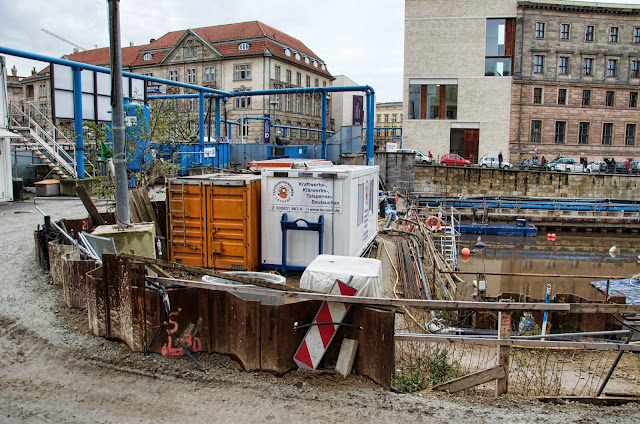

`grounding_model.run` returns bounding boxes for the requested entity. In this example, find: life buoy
[425,216,442,232]
[404,221,415,232]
